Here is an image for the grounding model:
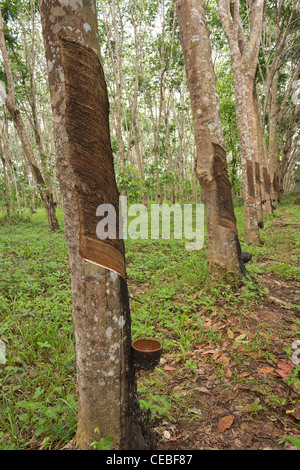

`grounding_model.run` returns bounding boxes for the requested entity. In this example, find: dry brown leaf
[202,349,219,356]
[240,372,251,378]
[194,386,210,394]
[164,353,174,359]
[215,354,230,365]
[258,366,274,376]
[259,332,269,338]
[163,365,176,371]
[275,359,295,380]
[217,415,235,433]
[227,329,235,339]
